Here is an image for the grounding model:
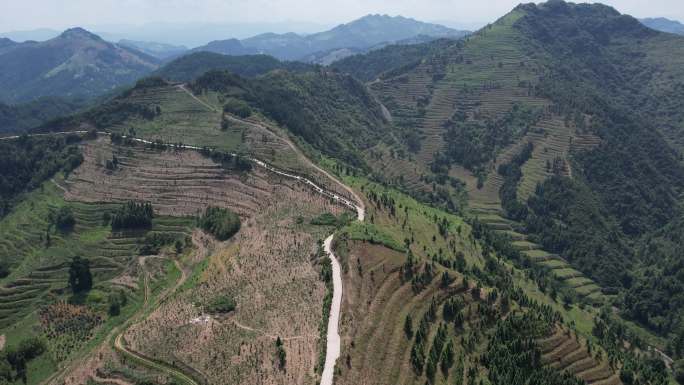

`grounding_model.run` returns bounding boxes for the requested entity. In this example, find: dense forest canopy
[0,135,83,217]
